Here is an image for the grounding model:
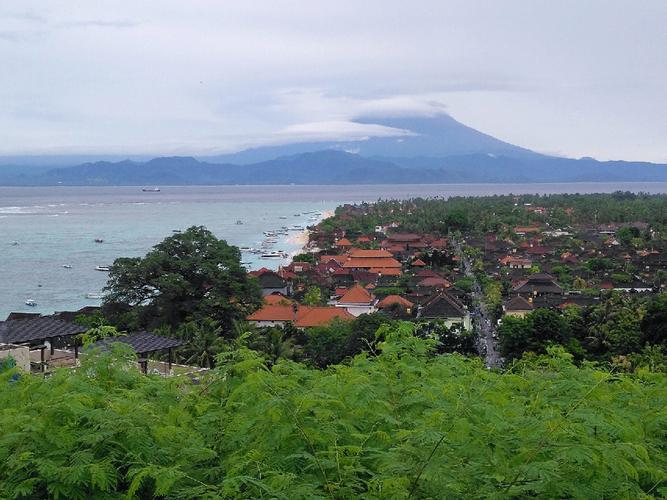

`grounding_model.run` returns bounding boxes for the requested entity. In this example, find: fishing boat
[236,220,244,225]
[142,187,161,192]
[62,264,72,269]
[85,293,104,299]
[25,299,37,307]
[279,216,288,219]
[94,238,104,243]
[289,225,304,231]
[172,229,182,234]
[95,265,111,272]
